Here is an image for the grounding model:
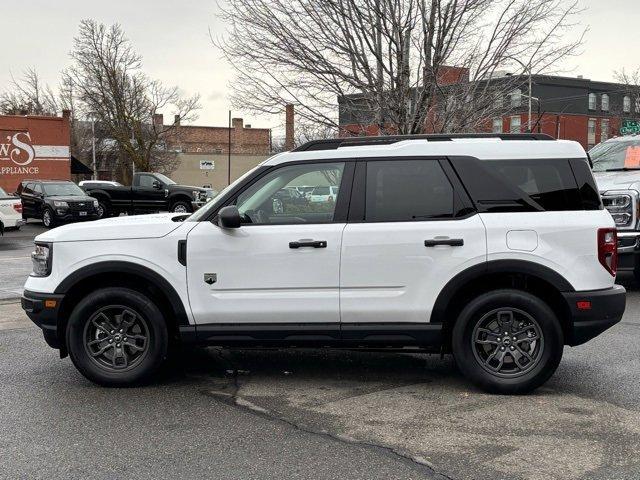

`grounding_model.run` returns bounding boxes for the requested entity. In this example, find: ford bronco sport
[22,133,626,393]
